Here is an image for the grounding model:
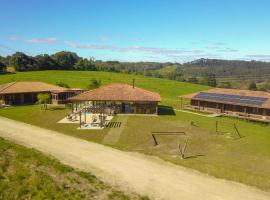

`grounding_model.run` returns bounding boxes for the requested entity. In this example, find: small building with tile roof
[0,81,83,105]
[68,83,161,115]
